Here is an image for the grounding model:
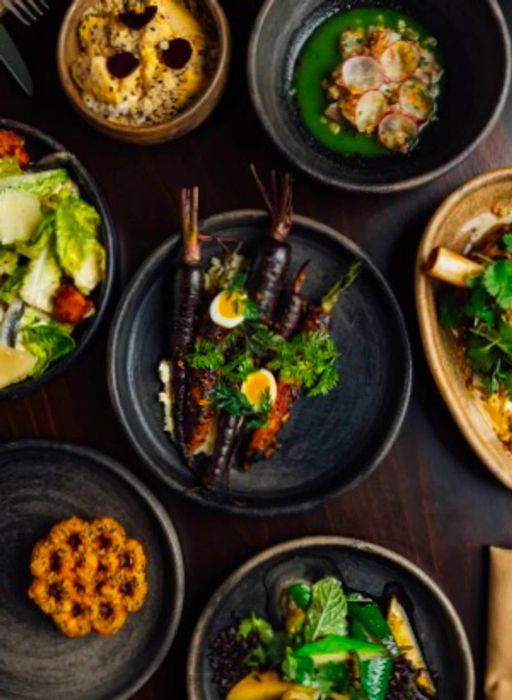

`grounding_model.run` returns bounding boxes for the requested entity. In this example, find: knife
[0,24,33,96]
